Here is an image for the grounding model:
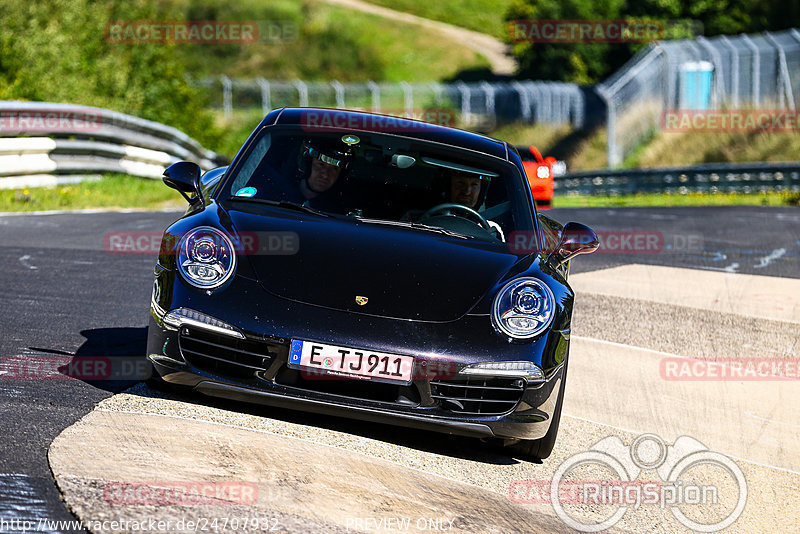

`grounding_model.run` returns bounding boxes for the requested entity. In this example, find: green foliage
[504,0,800,83]
[361,0,516,39]
[0,0,220,148]
[0,0,489,160]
